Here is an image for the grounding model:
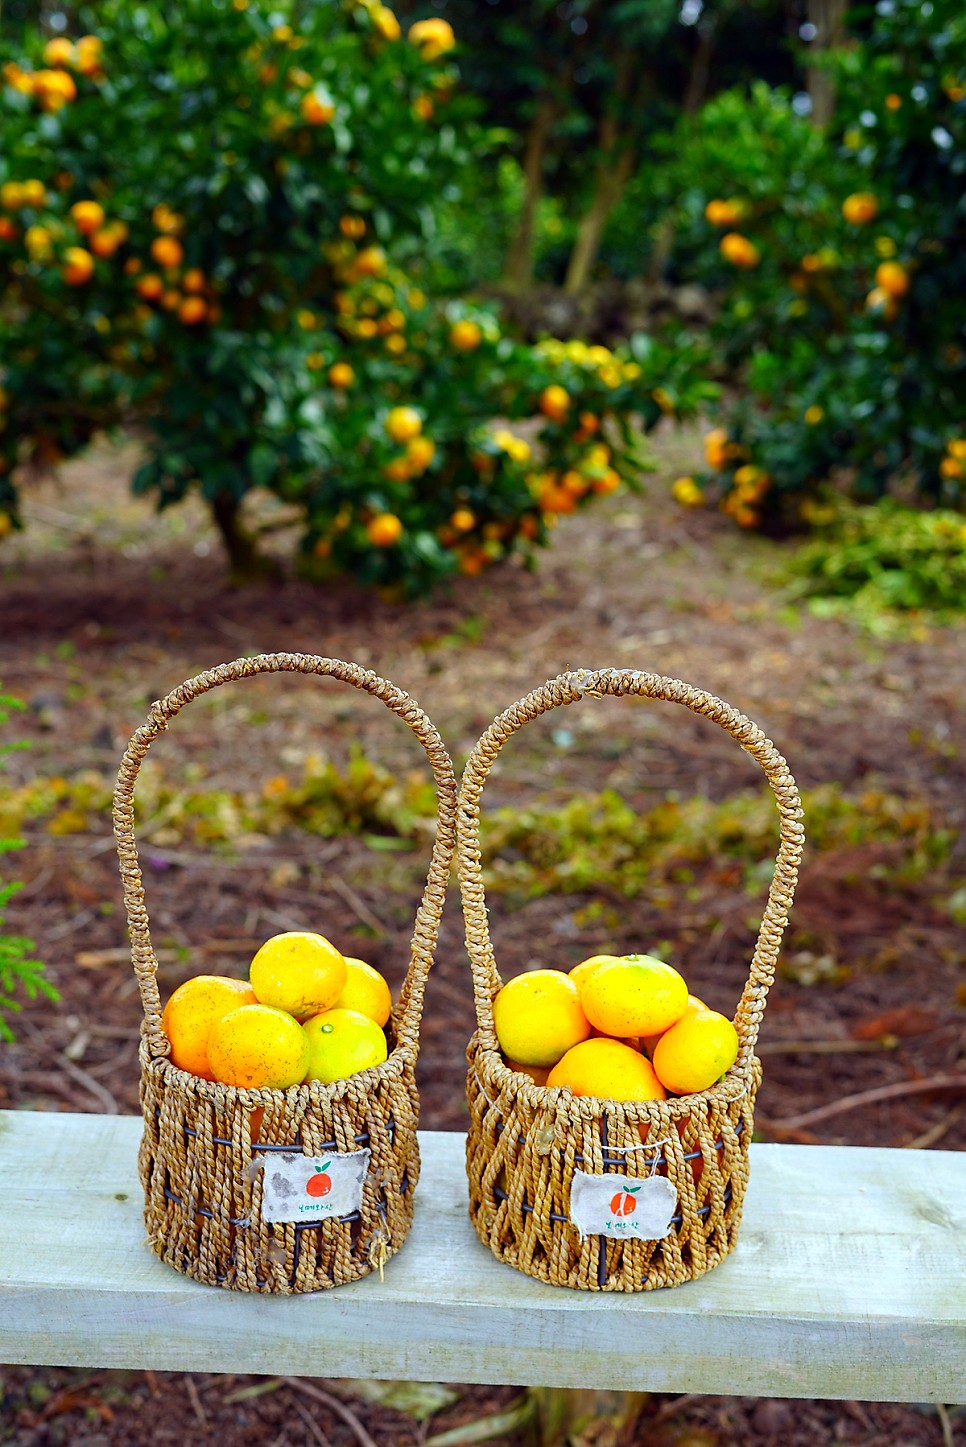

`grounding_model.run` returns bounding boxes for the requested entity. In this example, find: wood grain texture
[0,1111,963,1400]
